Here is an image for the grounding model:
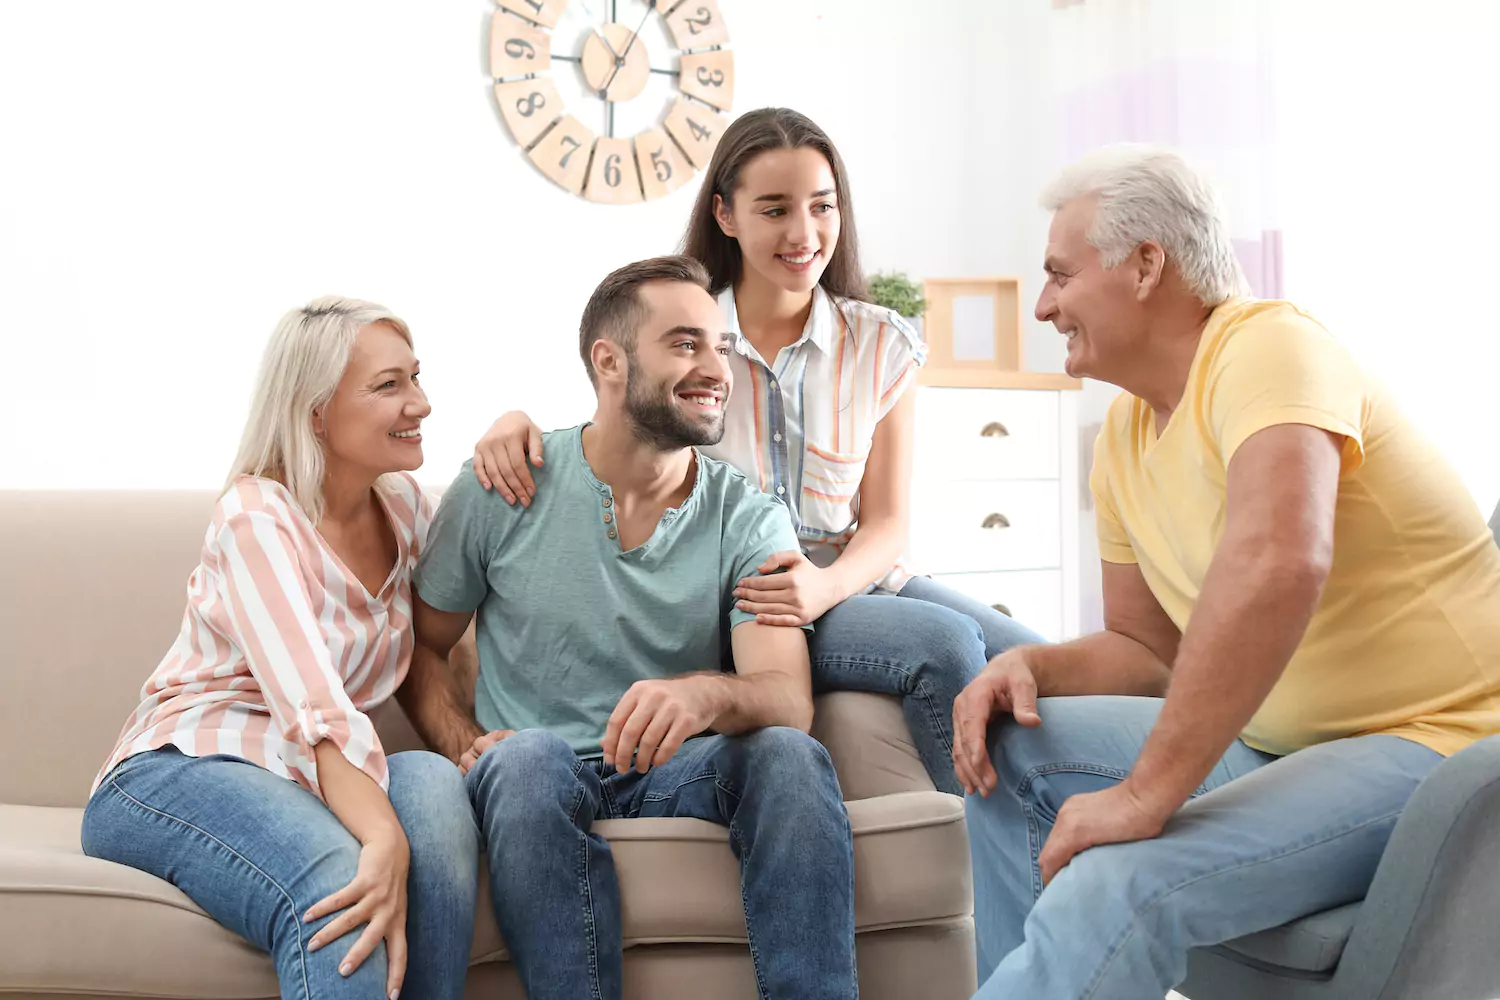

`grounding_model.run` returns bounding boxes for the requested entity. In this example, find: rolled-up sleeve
[875,312,927,423]
[215,508,387,797]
